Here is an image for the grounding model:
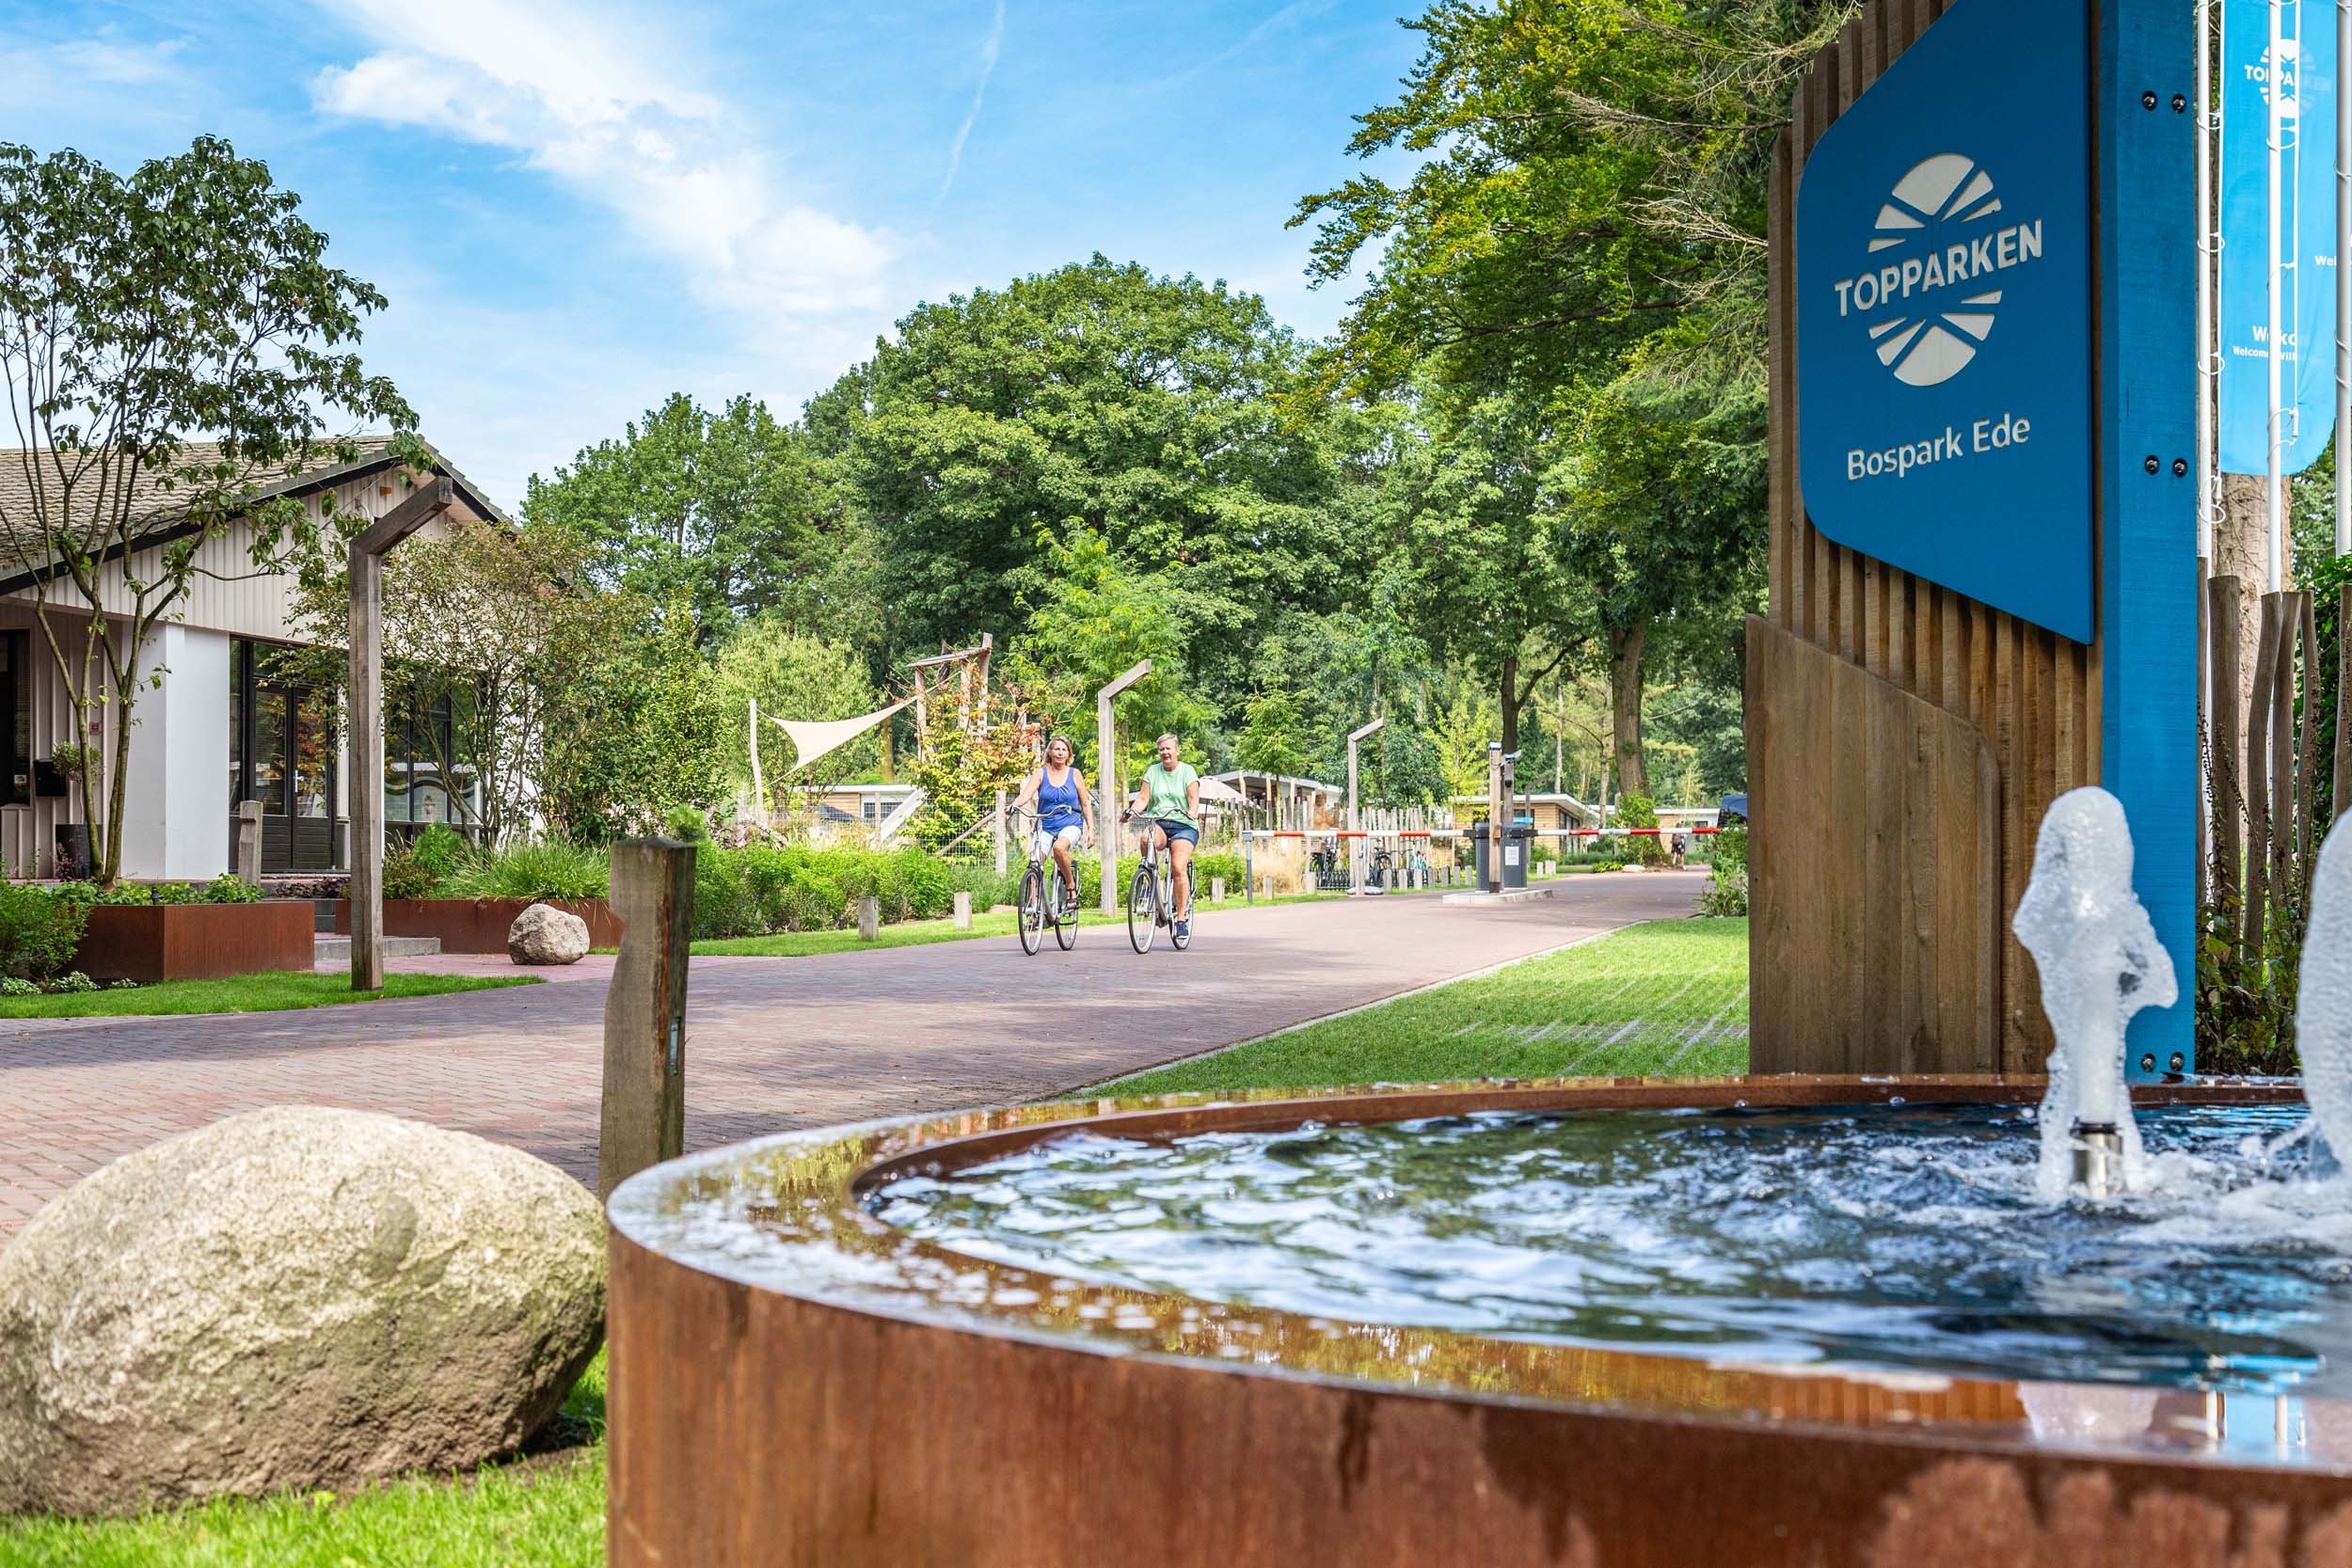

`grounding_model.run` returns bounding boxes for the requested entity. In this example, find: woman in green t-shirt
[1127,732,1201,941]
